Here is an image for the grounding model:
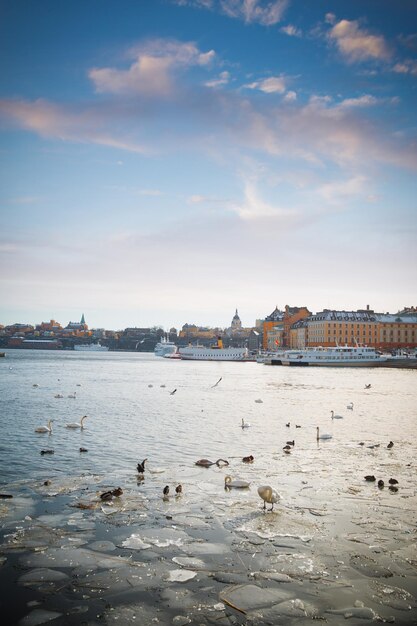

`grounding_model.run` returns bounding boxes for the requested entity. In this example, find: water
[0,350,416,625]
